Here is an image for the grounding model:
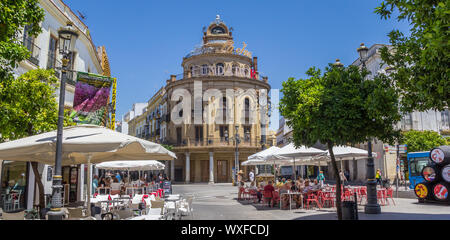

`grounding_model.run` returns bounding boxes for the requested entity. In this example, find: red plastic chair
[248,189,258,203]
[377,189,386,206]
[243,188,251,201]
[306,193,322,210]
[385,188,395,206]
[359,188,367,205]
[272,191,280,208]
[238,187,245,201]
[262,190,273,207]
[319,191,335,208]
